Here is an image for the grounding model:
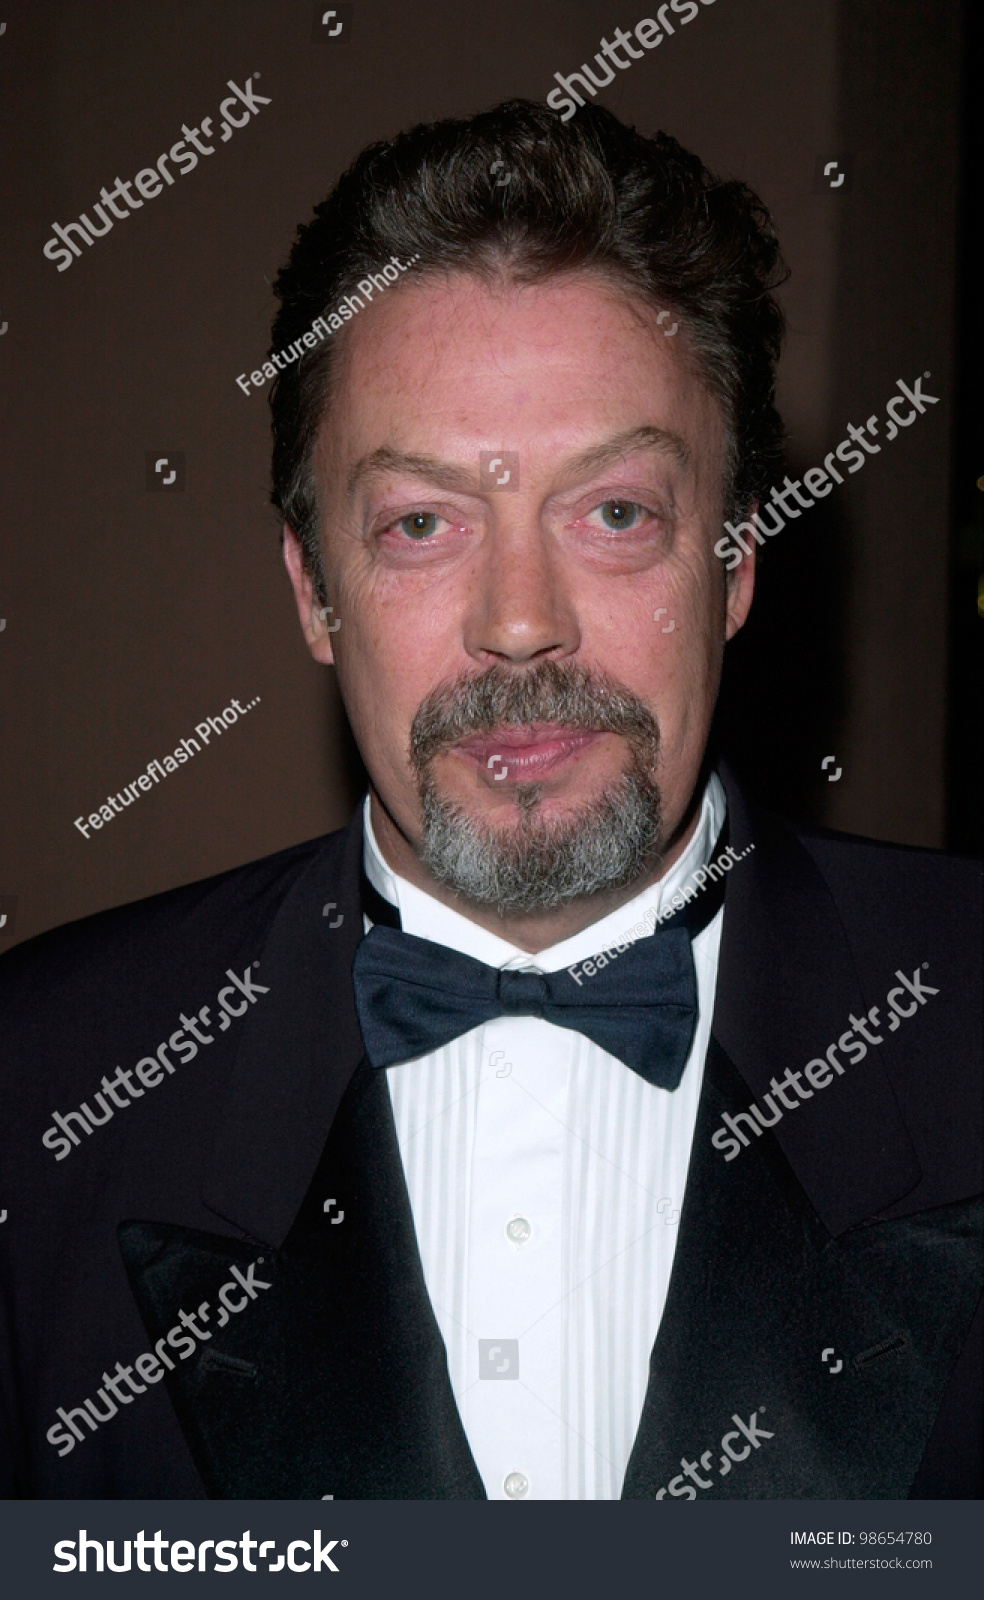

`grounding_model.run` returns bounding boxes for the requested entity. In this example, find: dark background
[1,0,980,951]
